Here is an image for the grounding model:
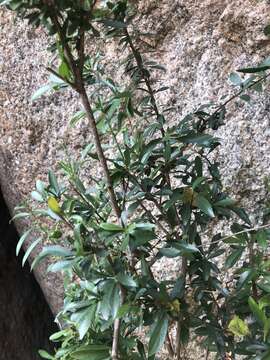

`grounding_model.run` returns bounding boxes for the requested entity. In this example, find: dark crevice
[0,188,57,360]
